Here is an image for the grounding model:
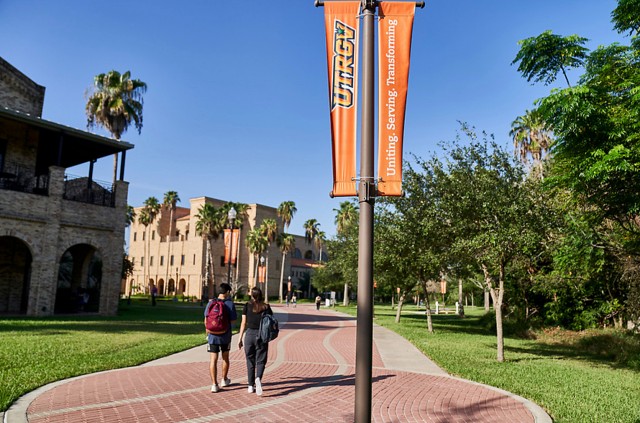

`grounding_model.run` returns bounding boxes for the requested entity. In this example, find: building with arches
[126,197,322,300]
[0,57,132,316]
